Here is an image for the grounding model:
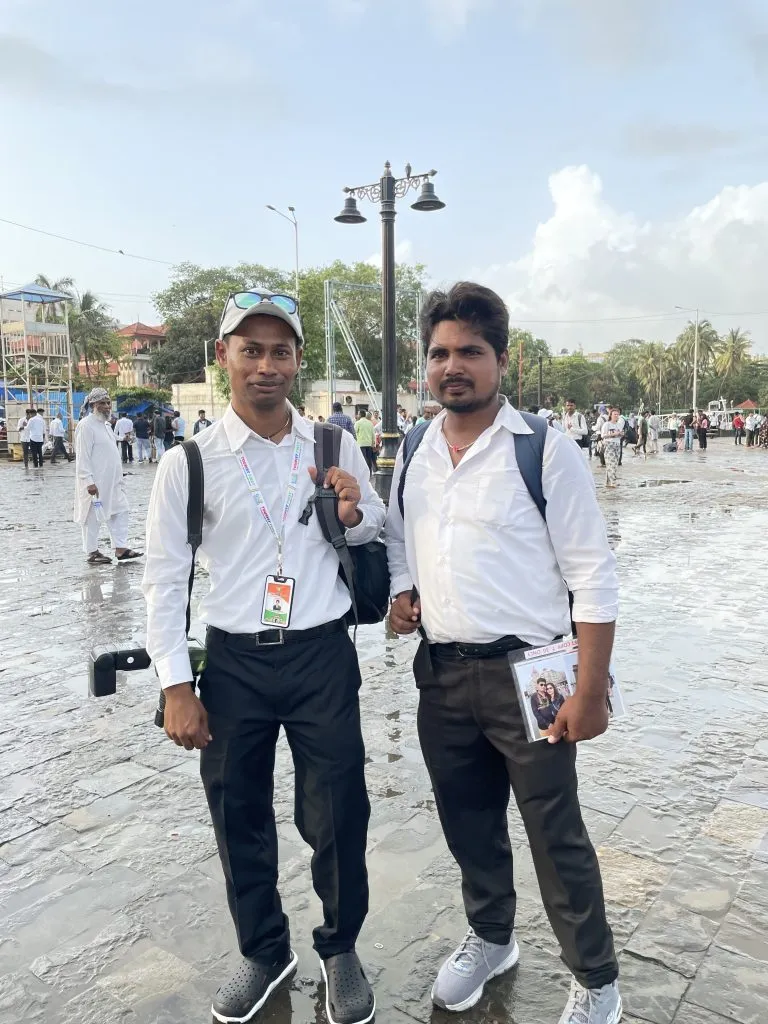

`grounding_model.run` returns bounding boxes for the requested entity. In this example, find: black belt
[208,618,347,649]
[430,635,528,659]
